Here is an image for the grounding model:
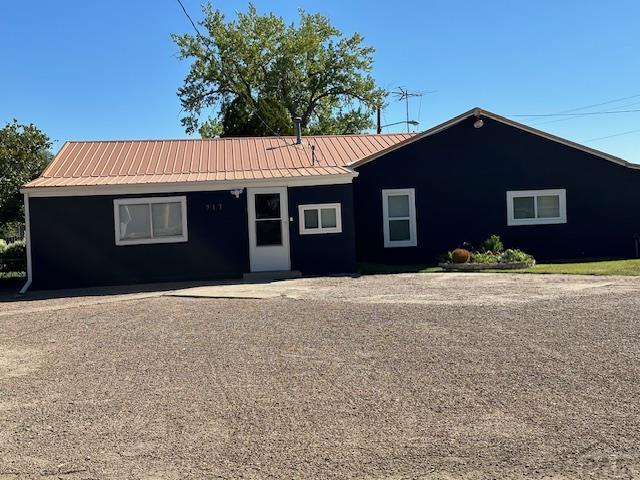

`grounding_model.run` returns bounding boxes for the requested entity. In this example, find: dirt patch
[0,347,40,378]
[1,273,640,478]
